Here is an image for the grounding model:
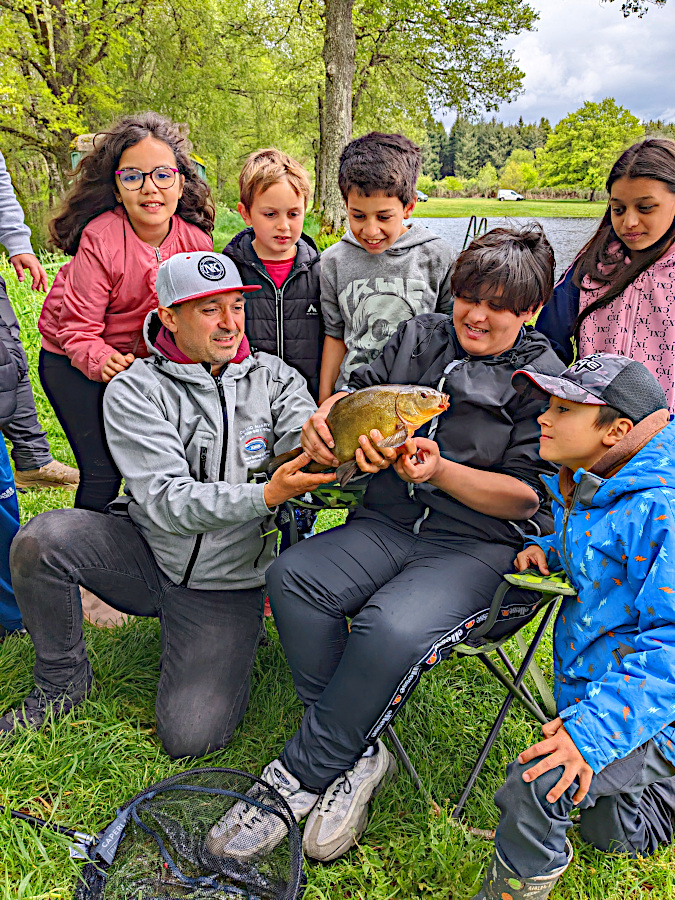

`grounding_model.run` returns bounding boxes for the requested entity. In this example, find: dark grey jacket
[224,228,322,399]
[348,313,565,549]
